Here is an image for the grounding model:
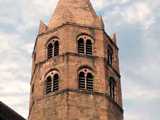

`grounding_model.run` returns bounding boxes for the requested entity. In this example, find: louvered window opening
[47,41,59,59]
[86,73,93,92]
[54,41,59,57]
[78,38,93,56]
[53,74,59,91]
[46,76,52,94]
[46,74,59,94]
[78,38,84,54]
[47,43,53,59]
[79,72,85,90]
[86,40,92,56]
[79,71,93,92]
